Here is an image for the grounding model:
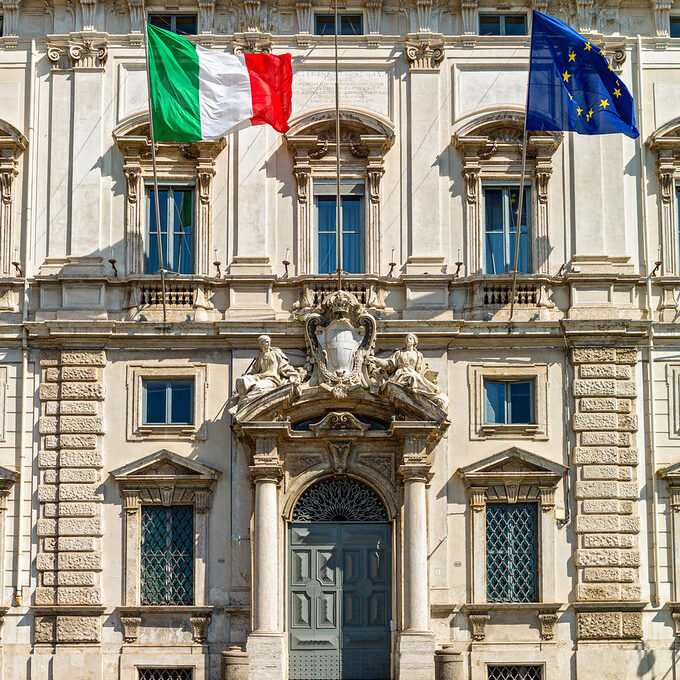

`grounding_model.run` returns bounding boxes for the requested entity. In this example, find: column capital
[250,463,283,483]
[398,463,431,483]
[404,35,444,71]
